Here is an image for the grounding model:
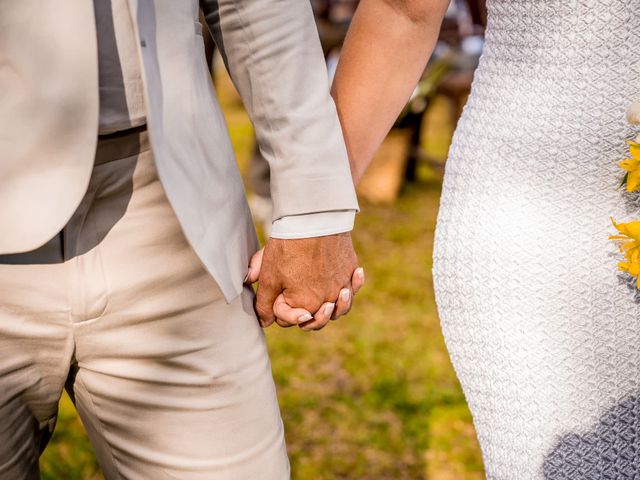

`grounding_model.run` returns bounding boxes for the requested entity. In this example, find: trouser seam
[74,372,124,480]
